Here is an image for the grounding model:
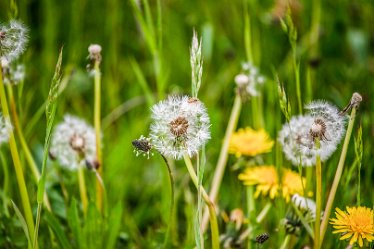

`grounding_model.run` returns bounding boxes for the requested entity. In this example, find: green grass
[0,0,374,248]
